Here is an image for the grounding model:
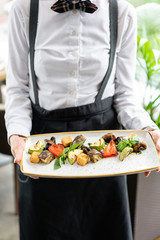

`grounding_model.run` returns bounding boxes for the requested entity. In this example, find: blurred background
[0,0,159,240]
[0,1,19,240]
